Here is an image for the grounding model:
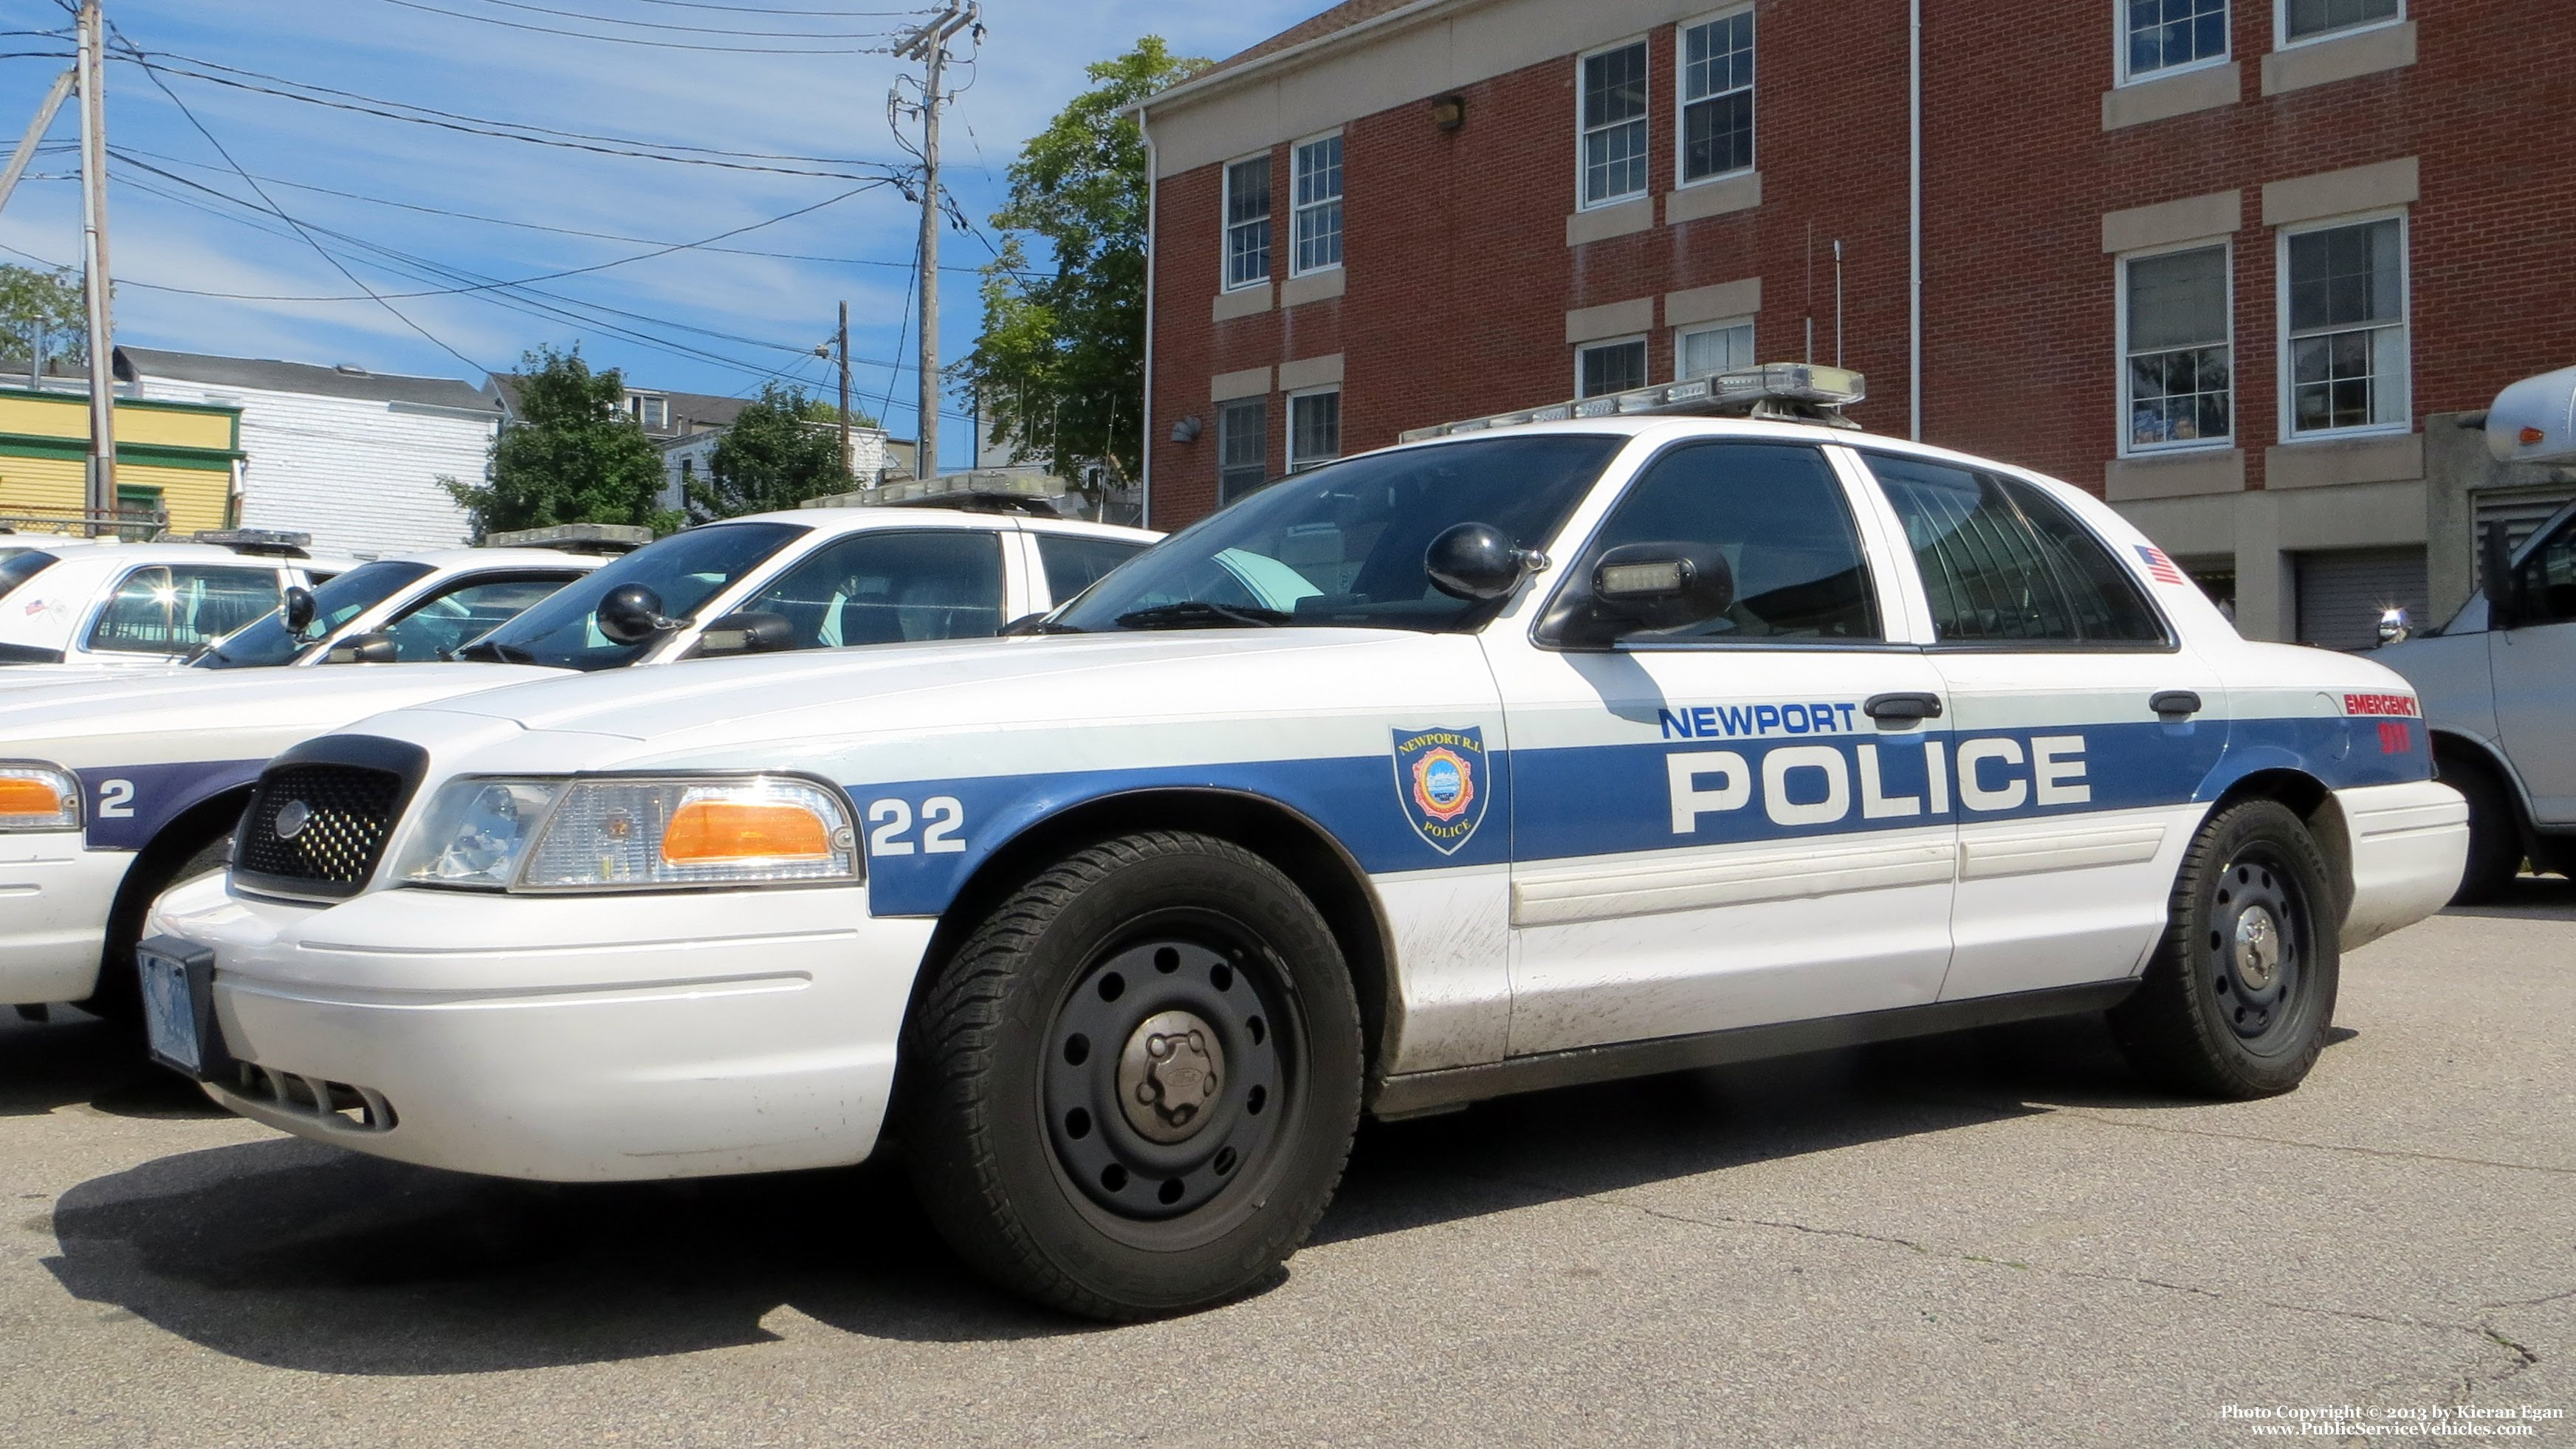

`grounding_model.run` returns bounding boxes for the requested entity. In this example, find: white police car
[2,506,1153,1019]
[0,531,353,670]
[144,368,2466,1321]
